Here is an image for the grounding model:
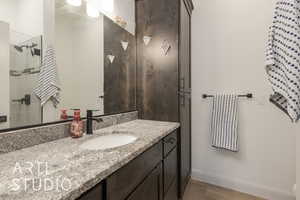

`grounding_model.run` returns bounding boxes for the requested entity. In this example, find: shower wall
[9,34,42,128]
[0,21,10,129]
